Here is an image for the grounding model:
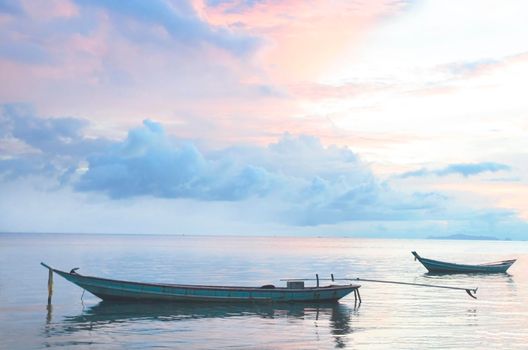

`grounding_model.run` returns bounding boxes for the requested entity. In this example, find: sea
[0,233,527,349]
